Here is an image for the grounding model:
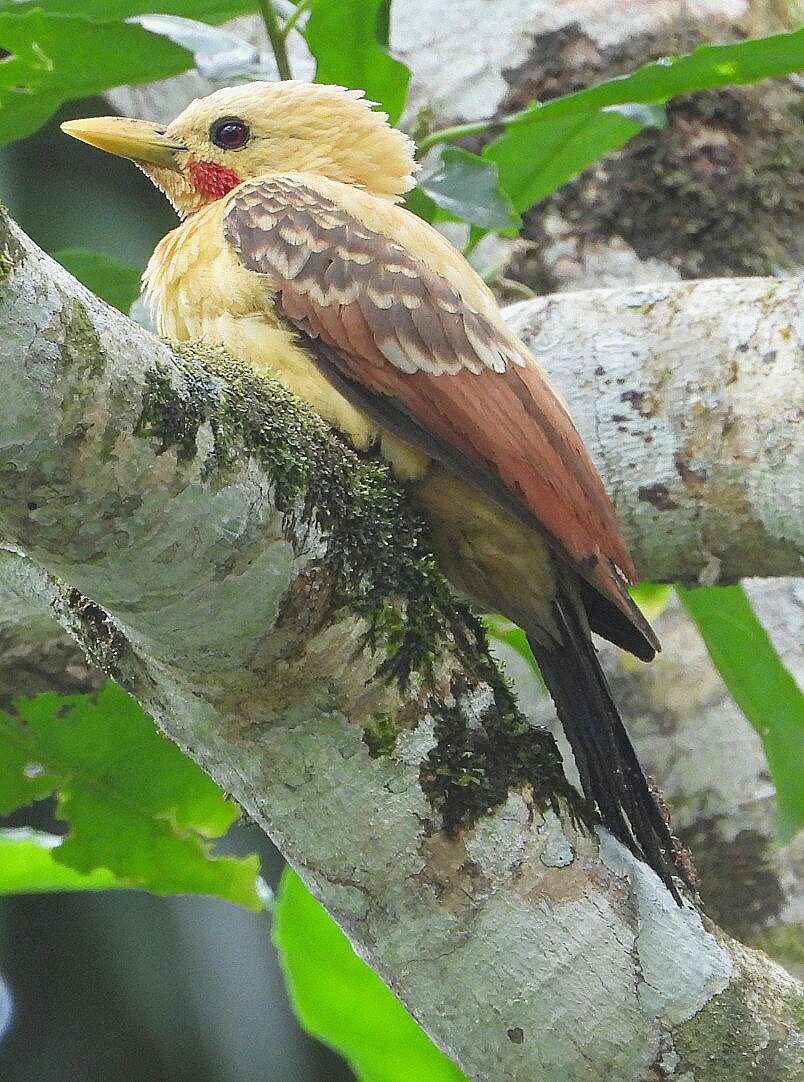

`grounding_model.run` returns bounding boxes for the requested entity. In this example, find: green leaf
[485,106,663,213]
[484,614,538,673]
[307,0,410,124]
[629,582,673,623]
[0,684,262,908]
[274,869,468,1081]
[402,184,438,224]
[678,584,804,842]
[375,0,391,46]
[509,28,804,125]
[419,148,521,232]
[0,829,126,894]
[53,248,142,313]
[0,10,194,145]
[481,28,803,213]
